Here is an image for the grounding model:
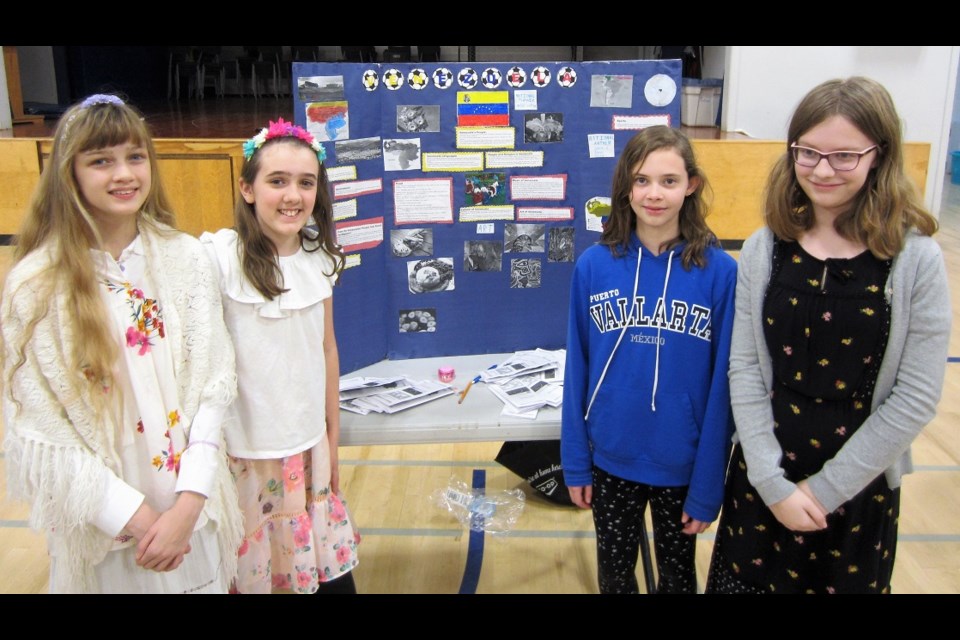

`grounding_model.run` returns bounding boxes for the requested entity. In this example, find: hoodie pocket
[587,384,700,469]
